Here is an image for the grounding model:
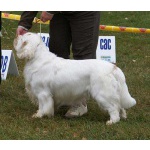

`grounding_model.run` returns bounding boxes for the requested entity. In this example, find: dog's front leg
[32,92,54,118]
